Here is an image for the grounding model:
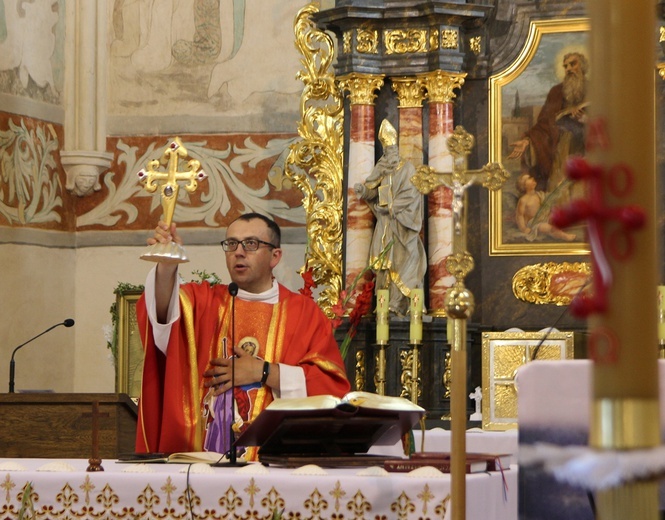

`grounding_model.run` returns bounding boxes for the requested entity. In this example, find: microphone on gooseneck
[9,319,75,393]
[228,282,239,464]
